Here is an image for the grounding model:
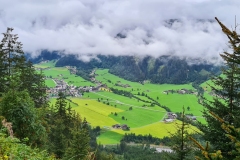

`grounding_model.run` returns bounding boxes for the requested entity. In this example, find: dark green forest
[54,54,221,85]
